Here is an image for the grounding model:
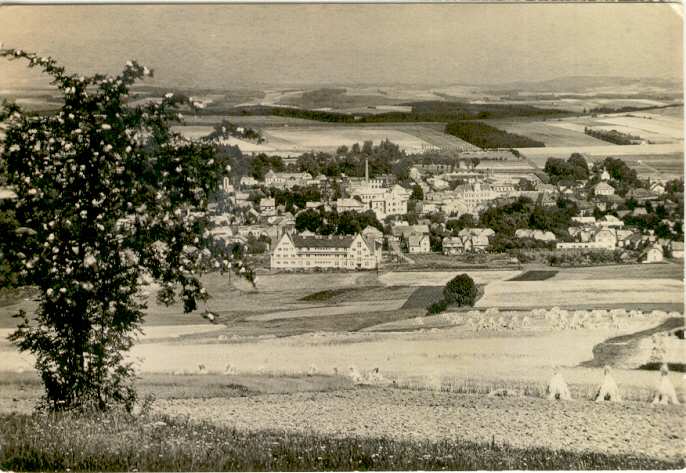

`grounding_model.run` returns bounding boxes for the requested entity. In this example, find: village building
[391,224,429,239]
[239,176,259,188]
[626,188,658,204]
[514,229,556,242]
[442,236,464,255]
[348,184,410,220]
[408,234,431,254]
[264,171,313,189]
[598,214,625,228]
[457,228,494,252]
[335,198,366,213]
[270,233,378,270]
[641,244,664,264]
[259,197,276,216]
[671,241,684,259]
[361,225,383,245]
[594,182,615,196]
